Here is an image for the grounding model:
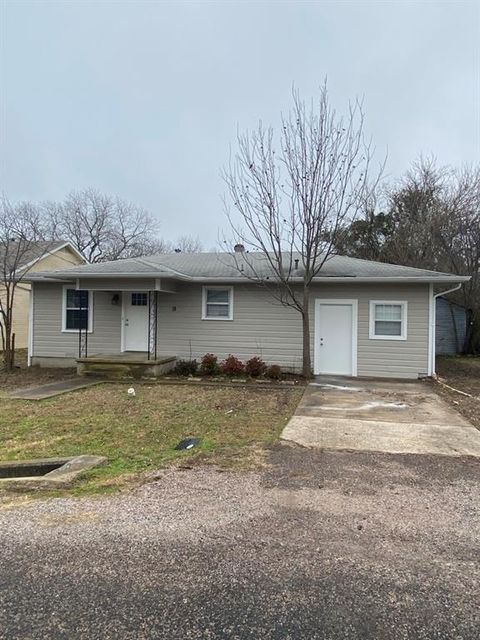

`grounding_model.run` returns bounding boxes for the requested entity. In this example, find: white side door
[314,300,357,376]
[123,292,149,352]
